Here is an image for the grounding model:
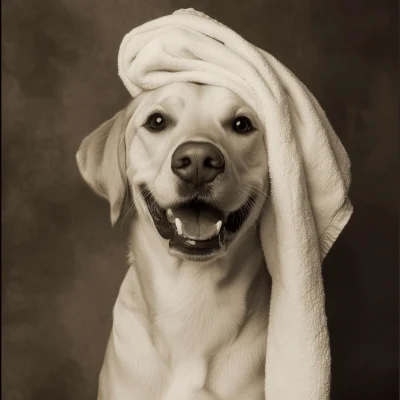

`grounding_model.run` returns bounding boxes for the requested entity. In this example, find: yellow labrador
[77,82,271,400]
